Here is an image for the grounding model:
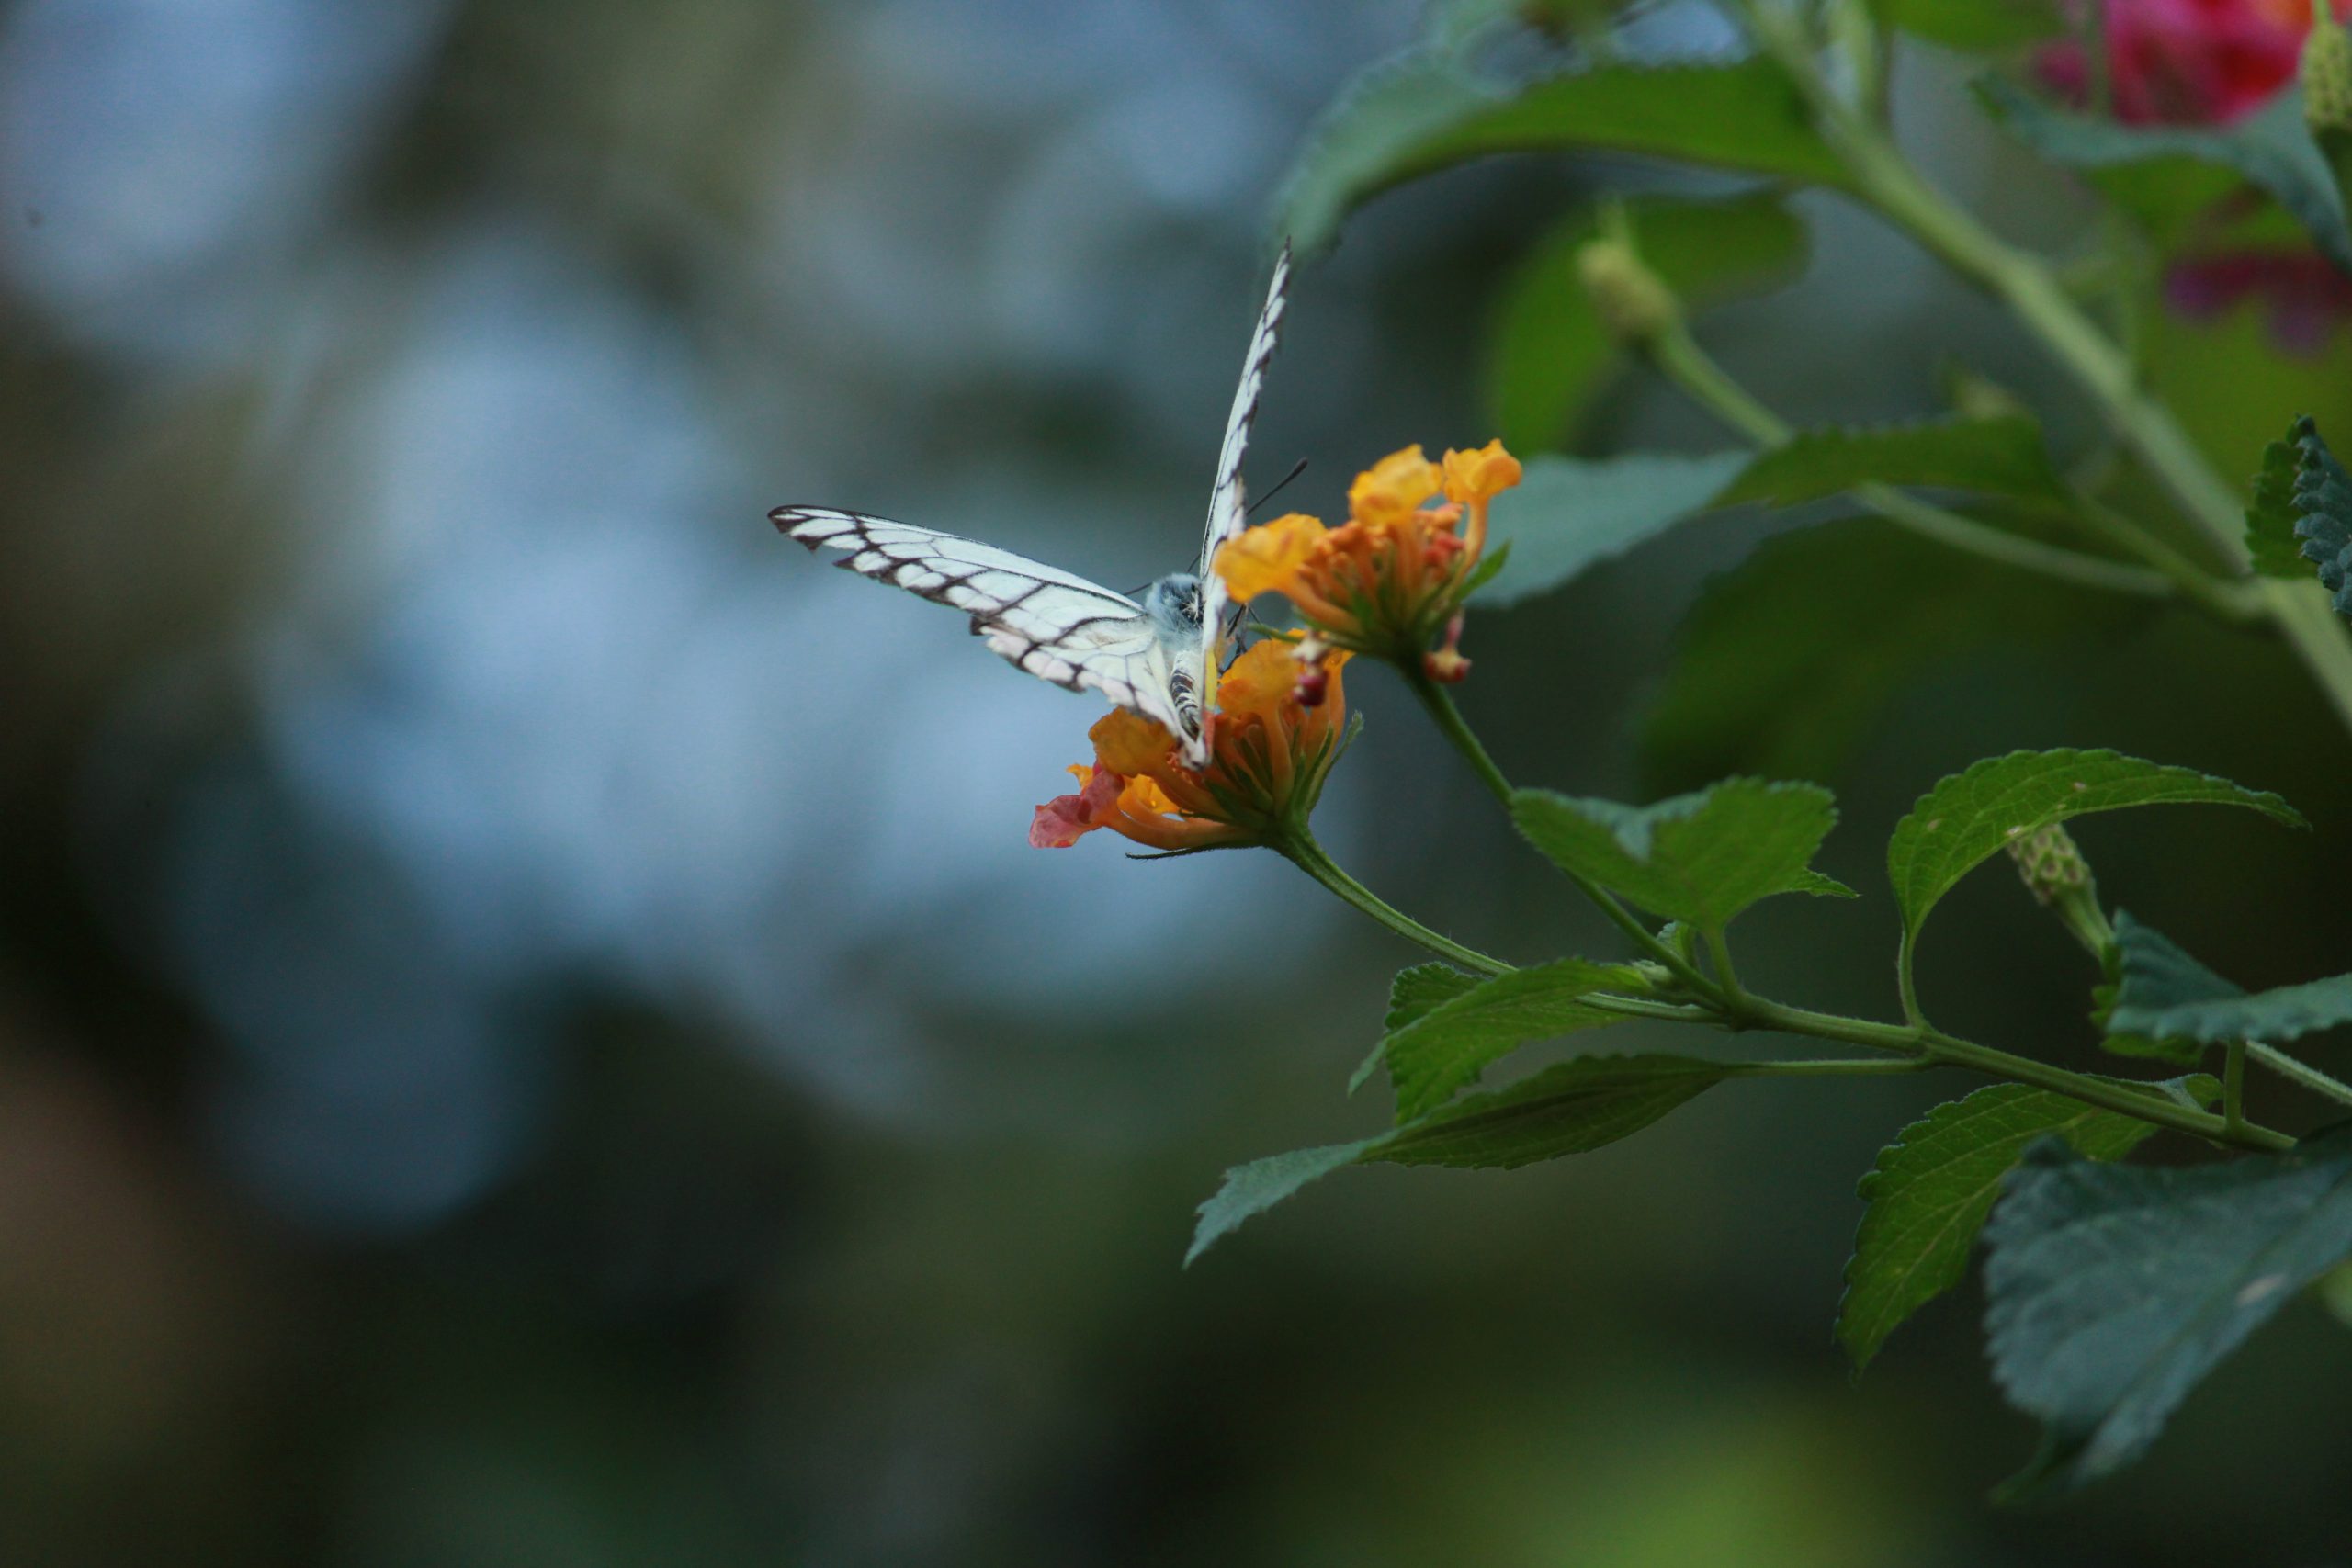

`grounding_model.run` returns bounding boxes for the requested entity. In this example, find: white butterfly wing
[1195,243,1292,682]
[772,506,1192,743]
